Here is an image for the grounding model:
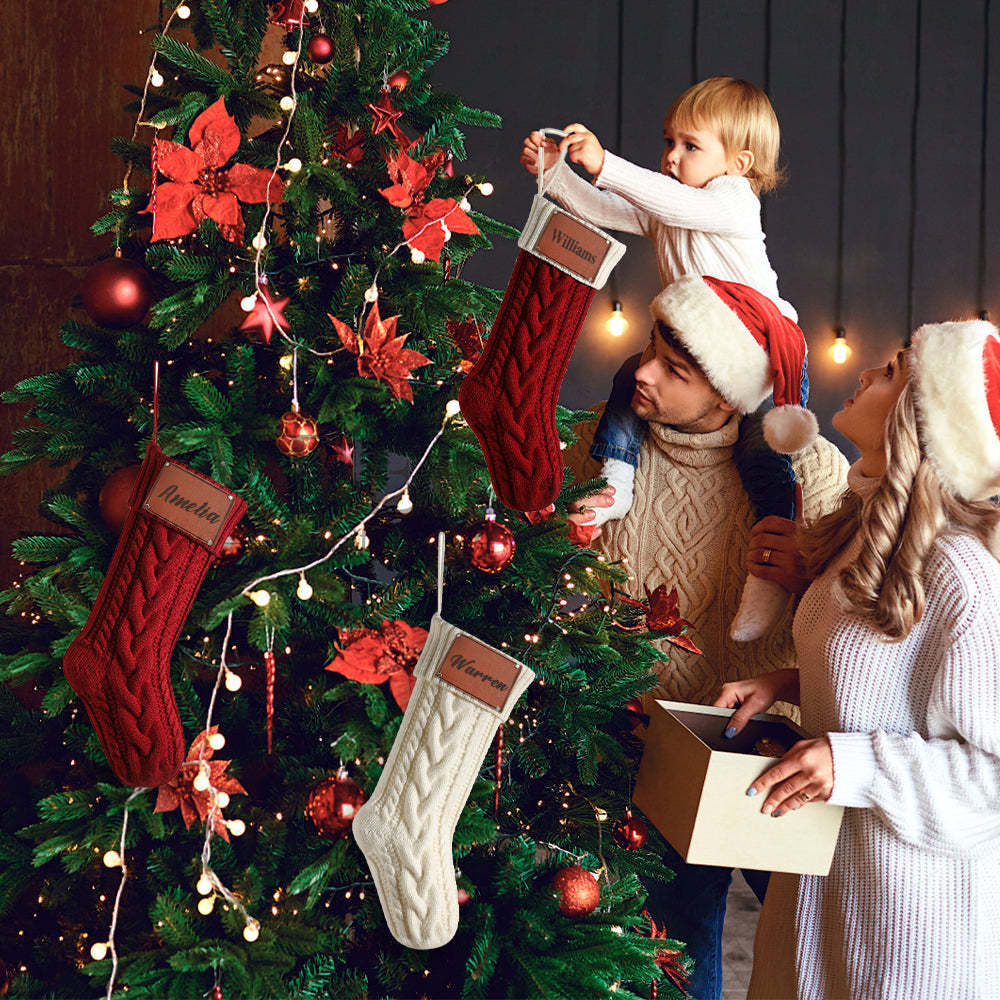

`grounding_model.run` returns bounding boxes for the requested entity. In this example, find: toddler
[521,77,815,640]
